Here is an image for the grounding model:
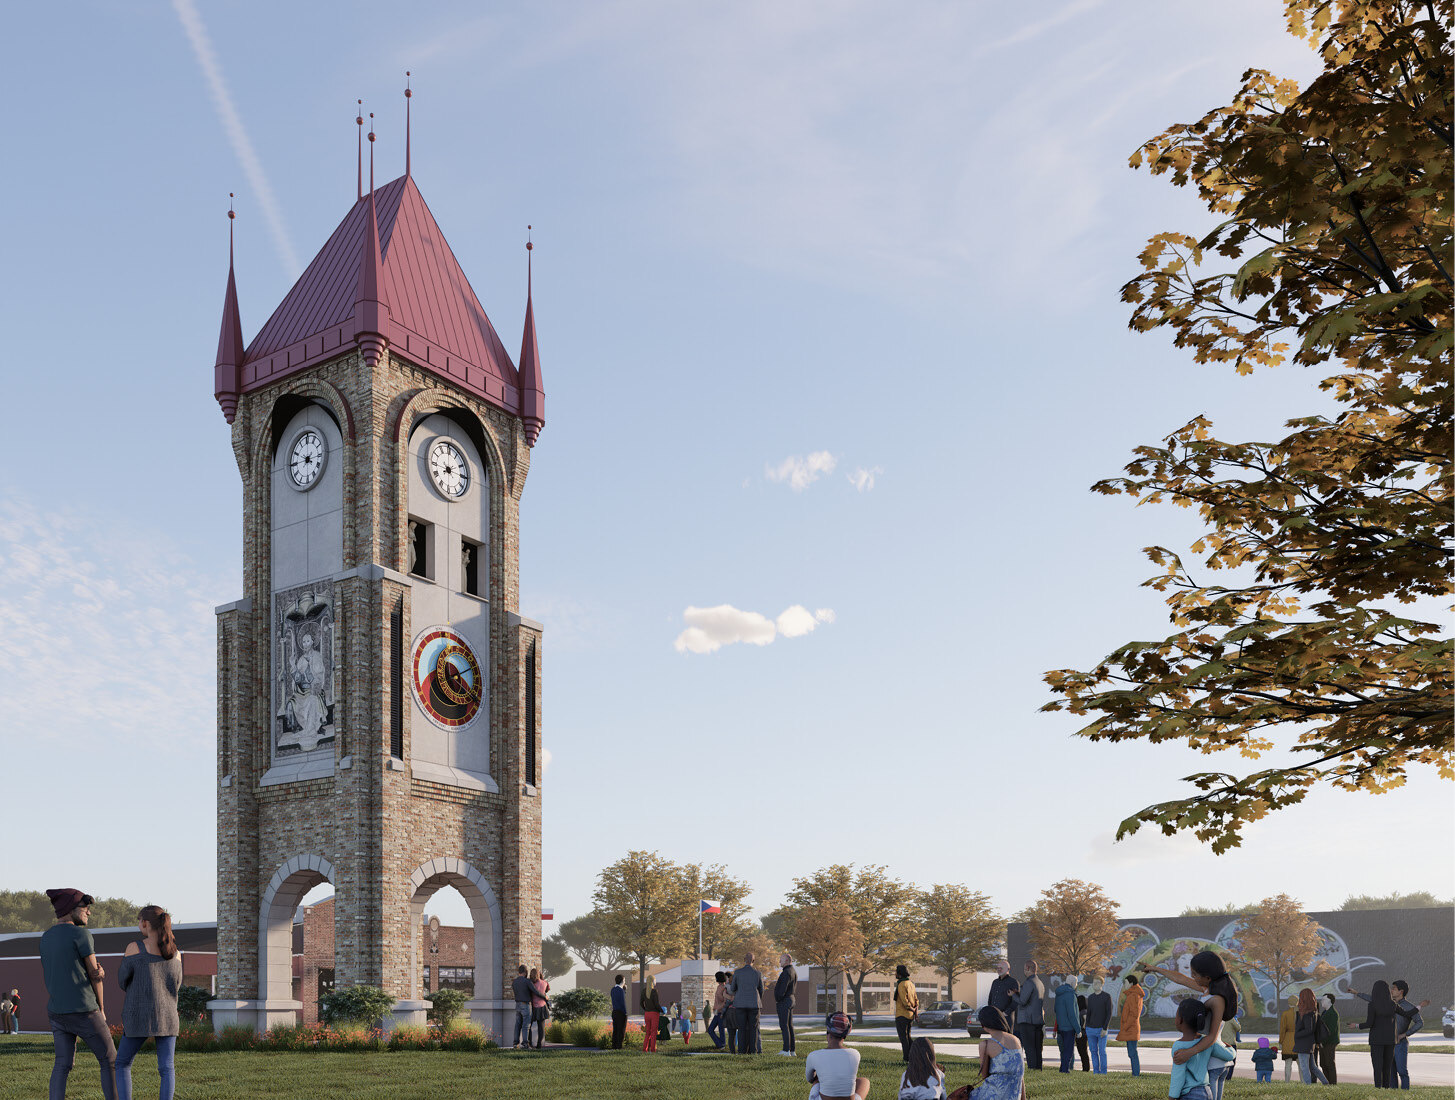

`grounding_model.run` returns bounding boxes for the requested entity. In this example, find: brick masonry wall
[216,347,542,1012]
